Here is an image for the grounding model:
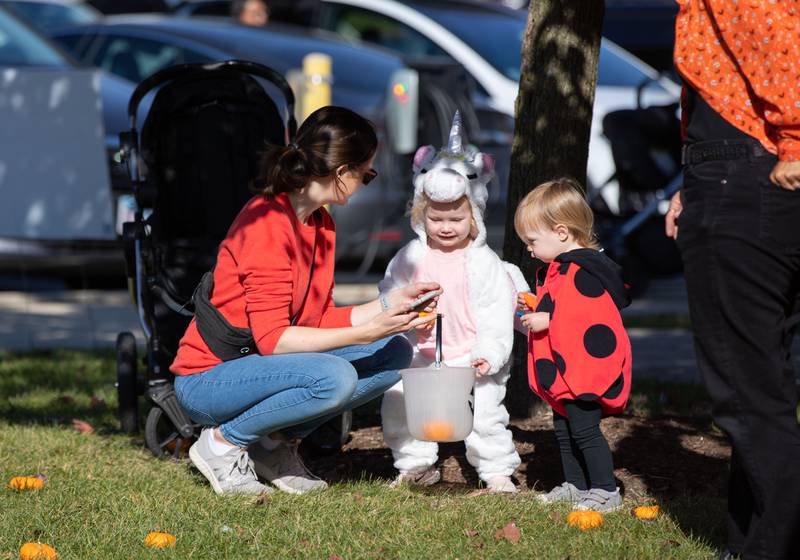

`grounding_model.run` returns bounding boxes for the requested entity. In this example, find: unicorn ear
[412,145,436,173]
[476,152,495,179]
